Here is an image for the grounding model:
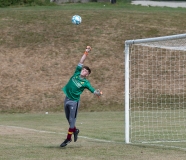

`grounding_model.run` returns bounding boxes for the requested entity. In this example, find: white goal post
[124,33,186,144]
